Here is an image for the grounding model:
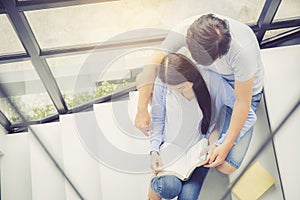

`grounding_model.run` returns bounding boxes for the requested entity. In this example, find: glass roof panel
[24,0,265,49]
[0,61,57,123]
[0,14,26,56]
[46,45,160,108]
[274,0,300,20]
